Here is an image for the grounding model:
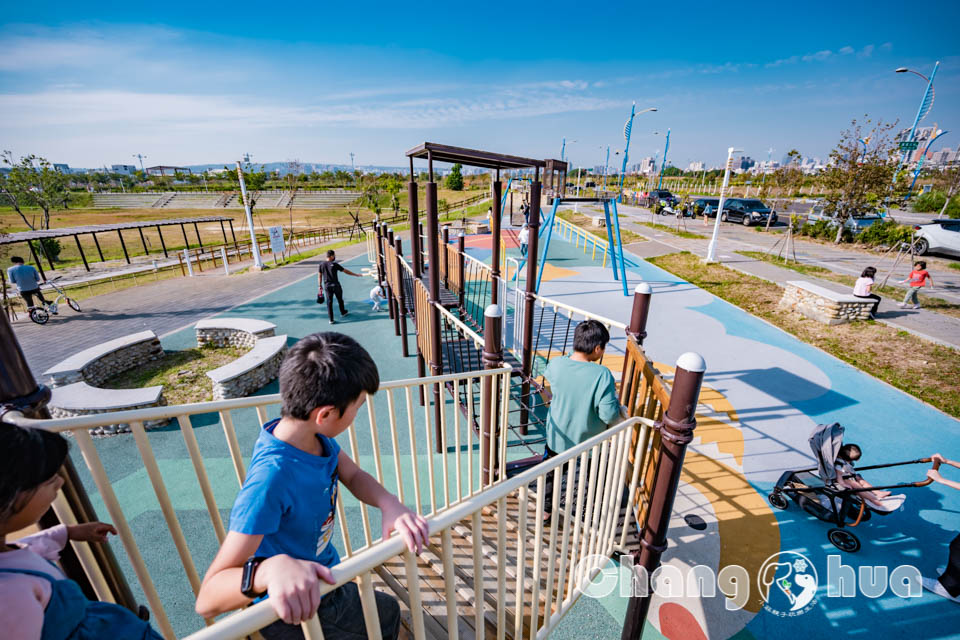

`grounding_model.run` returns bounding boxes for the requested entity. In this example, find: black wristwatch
[240,556,267,598]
